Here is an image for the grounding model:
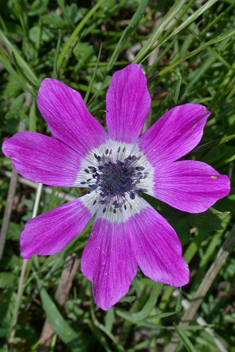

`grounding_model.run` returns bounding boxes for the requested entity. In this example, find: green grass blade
[57,0,106,70]
[174,324,197,352]
[0,48,35,96]
[194,134,235,153]
[159,28,235,77]
[0,29,39,86]
[168,0,218,41]
[53,29,62,79]
[12,52,39,90]
[107,0,149,71]
[134,0,187,63]
[84,44,102,104]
